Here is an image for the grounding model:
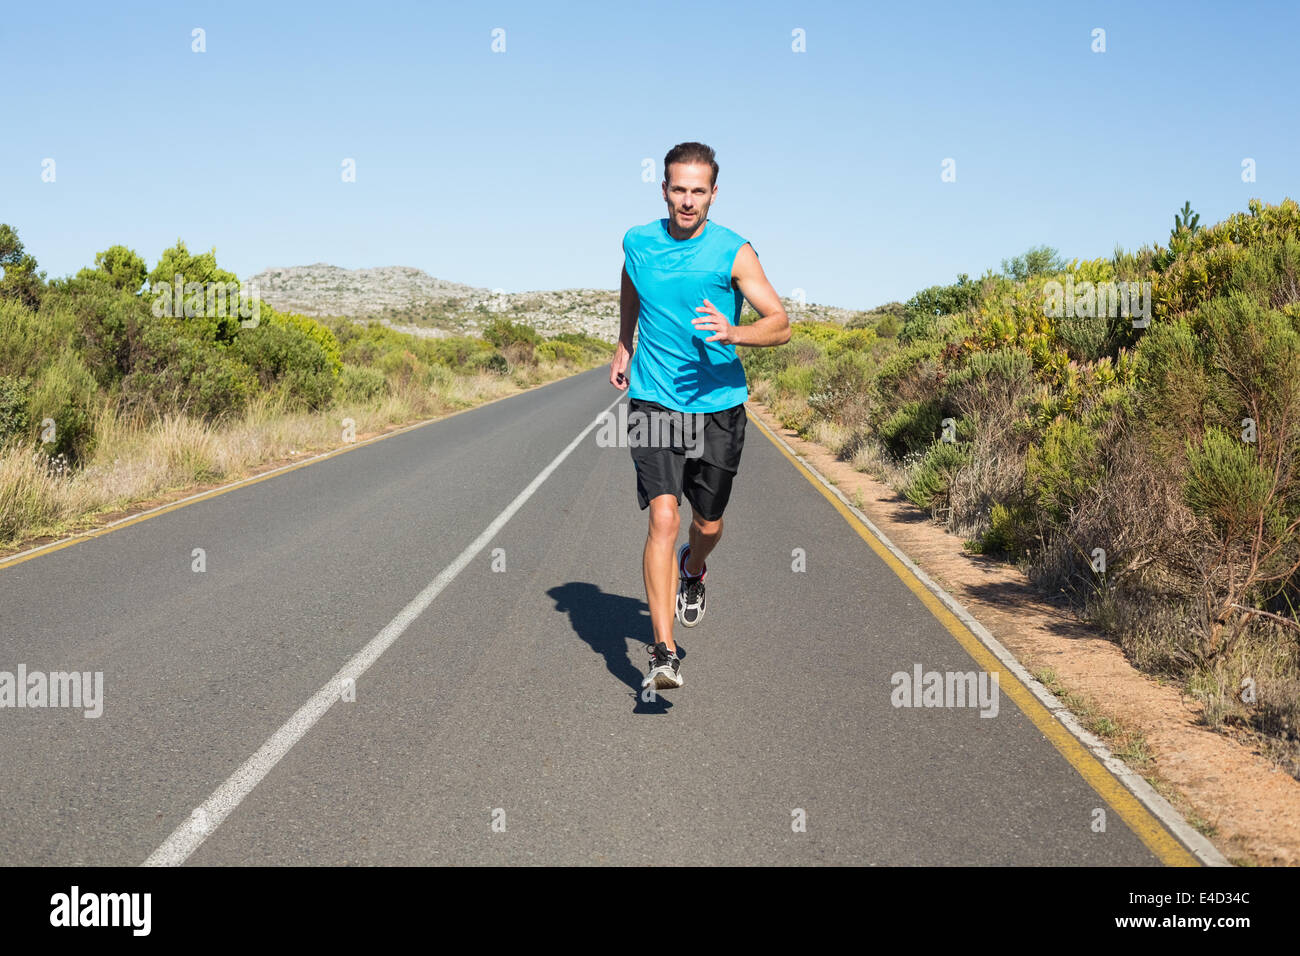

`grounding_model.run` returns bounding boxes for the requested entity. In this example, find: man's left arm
[693,243,791,347]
